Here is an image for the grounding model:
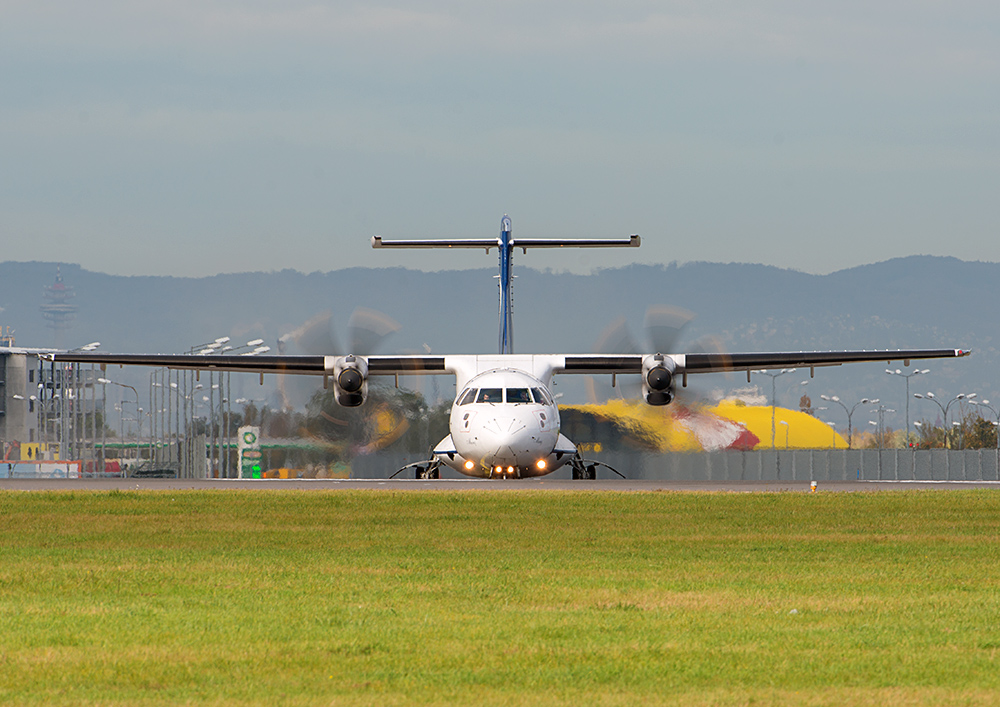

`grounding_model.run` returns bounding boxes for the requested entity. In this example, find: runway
[3,478,1000,492]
